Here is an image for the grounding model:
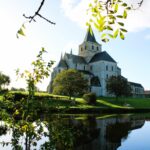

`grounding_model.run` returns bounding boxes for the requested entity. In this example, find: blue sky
[0,0,150,90]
